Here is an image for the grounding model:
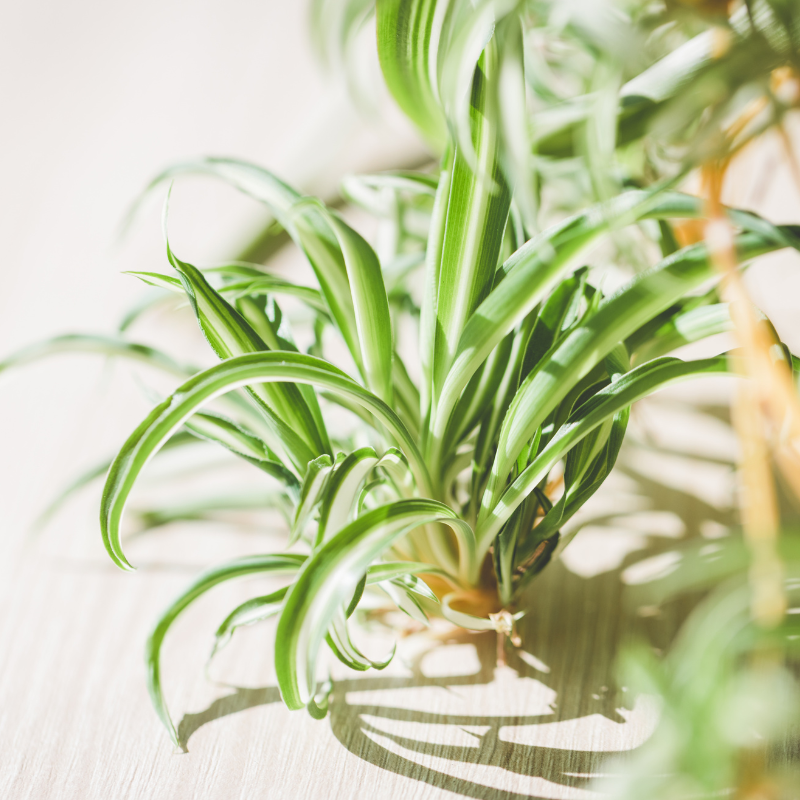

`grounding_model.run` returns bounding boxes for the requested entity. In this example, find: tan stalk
[702,161,788,627]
